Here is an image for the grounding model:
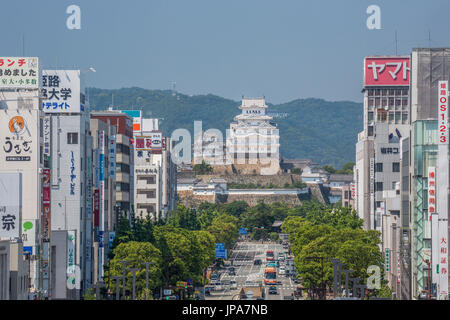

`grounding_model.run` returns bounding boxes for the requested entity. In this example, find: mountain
[88,87,363,168]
